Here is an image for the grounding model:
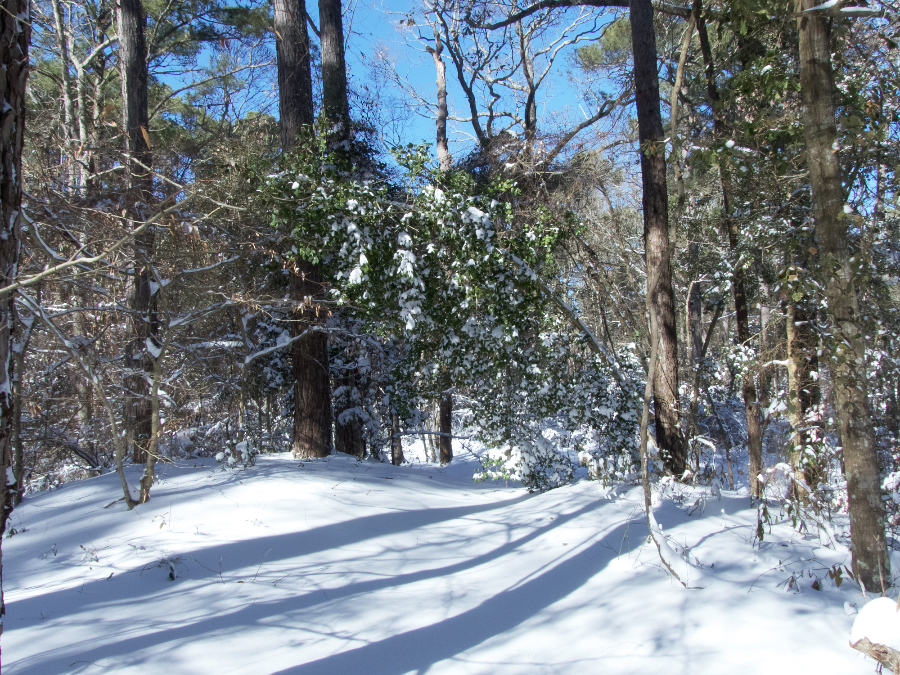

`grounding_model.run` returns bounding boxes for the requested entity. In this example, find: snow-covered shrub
[216,431,257,469]
[475,434,574,493]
